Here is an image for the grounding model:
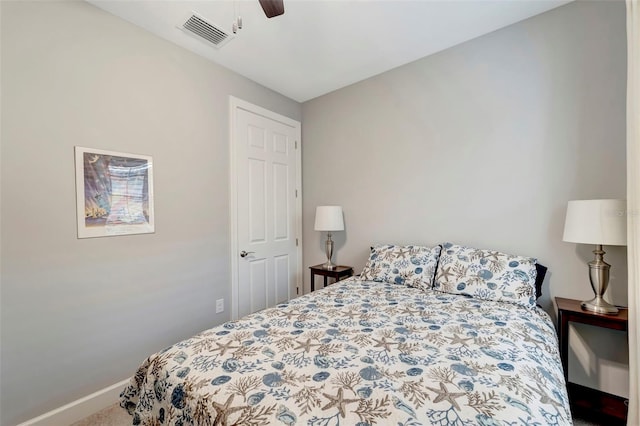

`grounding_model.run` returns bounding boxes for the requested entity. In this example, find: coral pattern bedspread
[121,278,571,425]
